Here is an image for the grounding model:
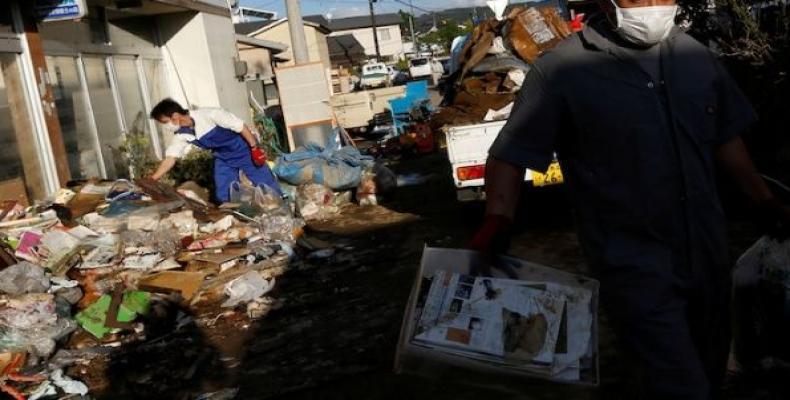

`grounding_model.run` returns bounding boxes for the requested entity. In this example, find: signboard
[274,62,334,151]
[34,0,88,22]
